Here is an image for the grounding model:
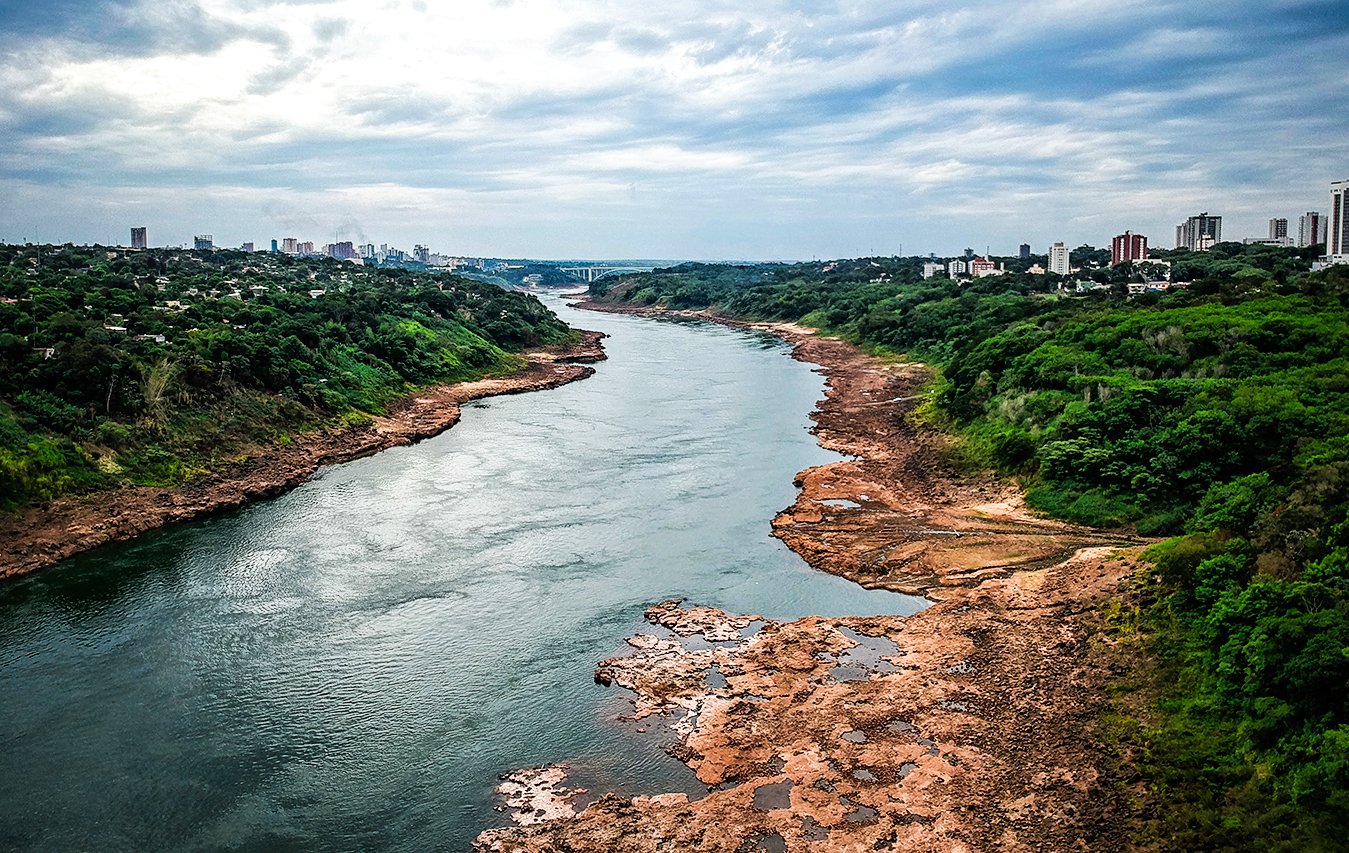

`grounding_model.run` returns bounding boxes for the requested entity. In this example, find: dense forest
[0,244,577,510]
[590,243,1349,849]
